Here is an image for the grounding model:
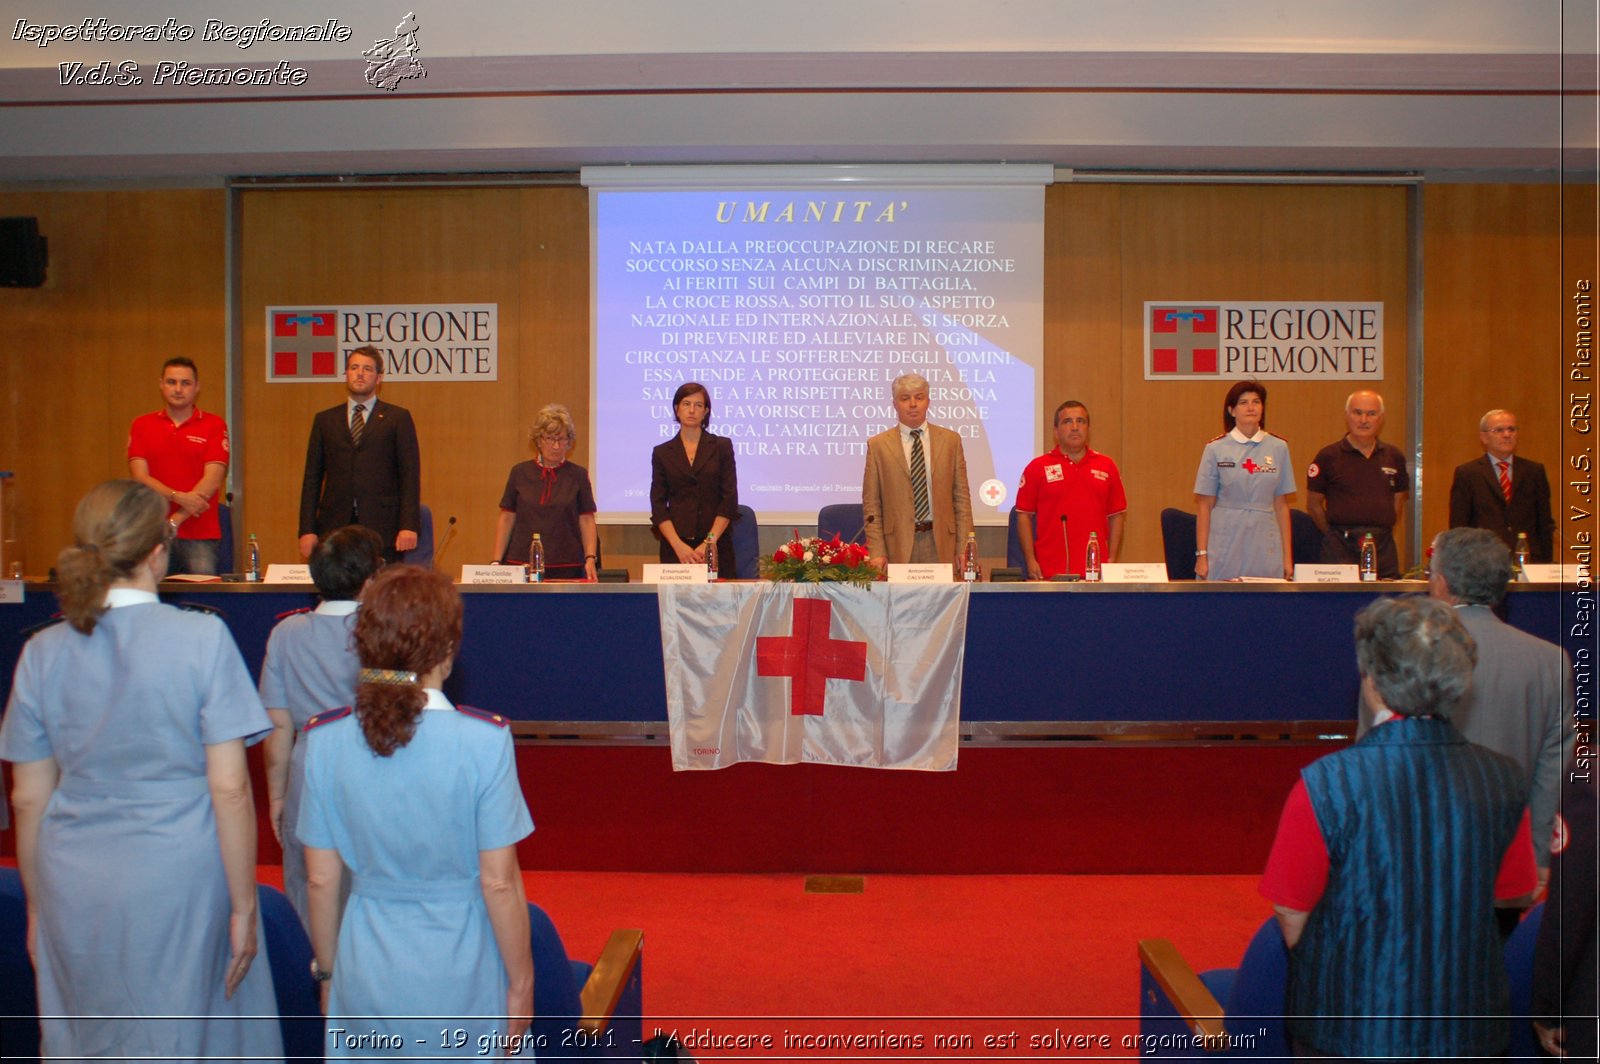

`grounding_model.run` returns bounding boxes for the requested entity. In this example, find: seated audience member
[493,403,599,579]
[298,565,535,1054]
[1260,596,1536,1059]
[260,524,385,931]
